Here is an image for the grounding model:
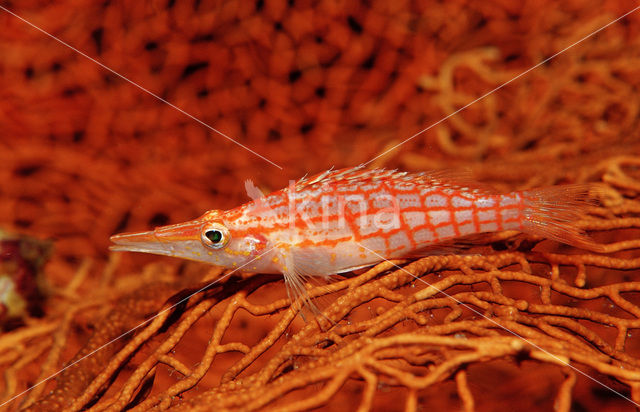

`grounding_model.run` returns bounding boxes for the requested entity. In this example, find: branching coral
[0,152,638,411]
[1,1,640,410]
